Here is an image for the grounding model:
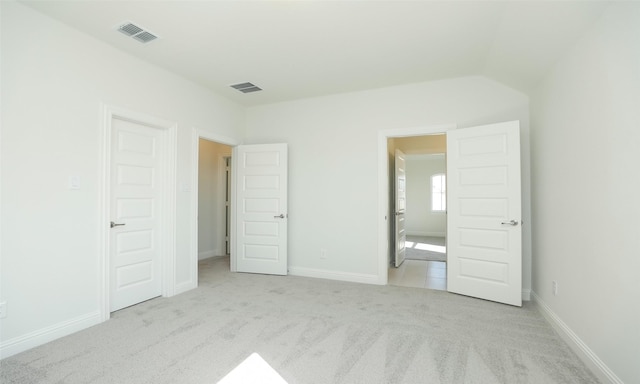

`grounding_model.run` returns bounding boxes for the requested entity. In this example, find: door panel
[446,121,522,306]
[394,149,407,267]
[235,144,288,275]
[110,118,163,311]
